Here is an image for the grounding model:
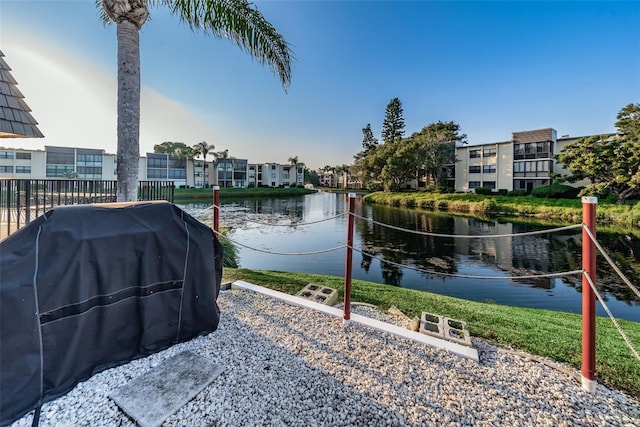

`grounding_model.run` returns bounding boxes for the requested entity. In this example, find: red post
[343,193,356,324]
[213,186,220,235]
[581,196,597,393]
